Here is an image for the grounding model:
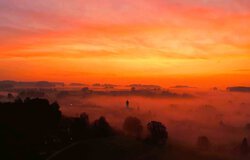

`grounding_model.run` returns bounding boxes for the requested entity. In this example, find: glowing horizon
[1,0,250,87]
